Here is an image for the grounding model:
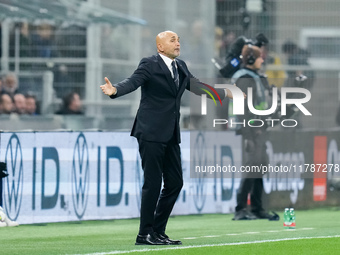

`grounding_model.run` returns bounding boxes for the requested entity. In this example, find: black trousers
[138,136,183,235]
[236,131,268,213]
[236,178,264,213]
